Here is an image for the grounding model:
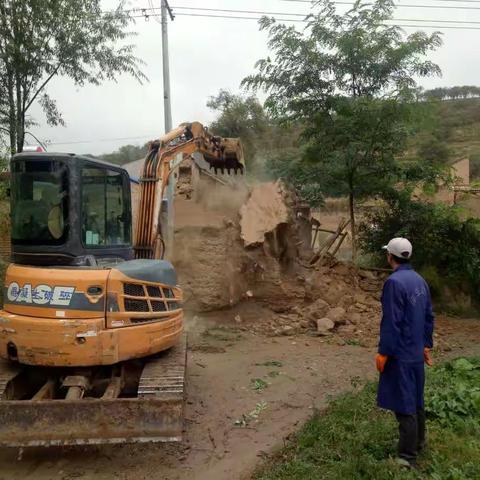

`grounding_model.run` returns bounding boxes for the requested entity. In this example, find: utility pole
[160,0,175,257]
[161,0,174,133]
